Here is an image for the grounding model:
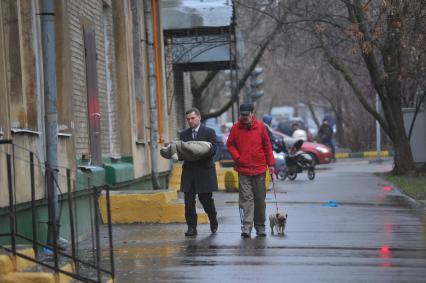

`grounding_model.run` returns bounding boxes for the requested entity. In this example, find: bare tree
[279,0,425,175]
